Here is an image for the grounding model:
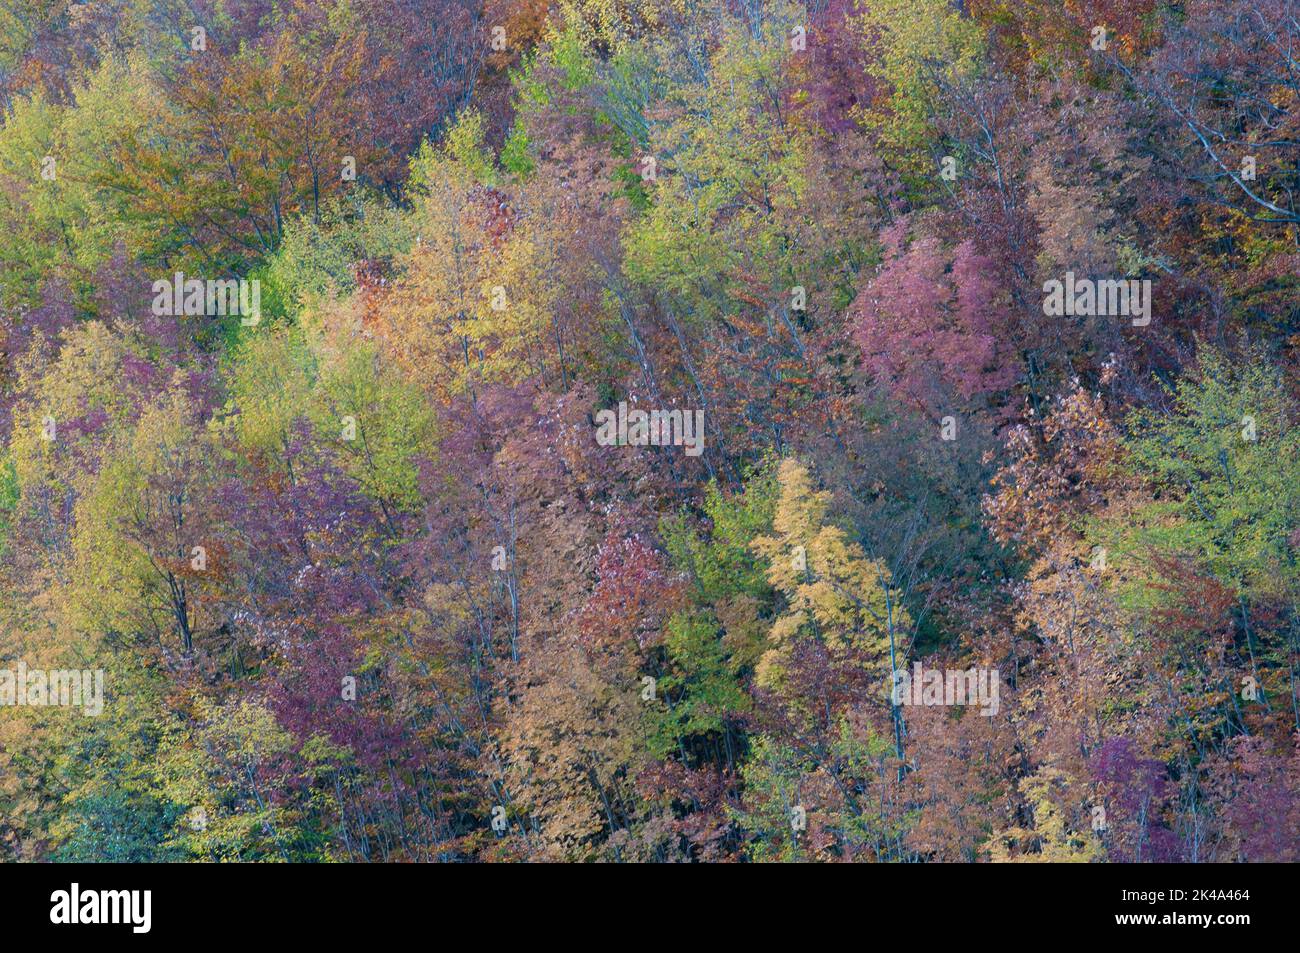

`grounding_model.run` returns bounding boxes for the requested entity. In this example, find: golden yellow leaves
[750,458,907,695]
